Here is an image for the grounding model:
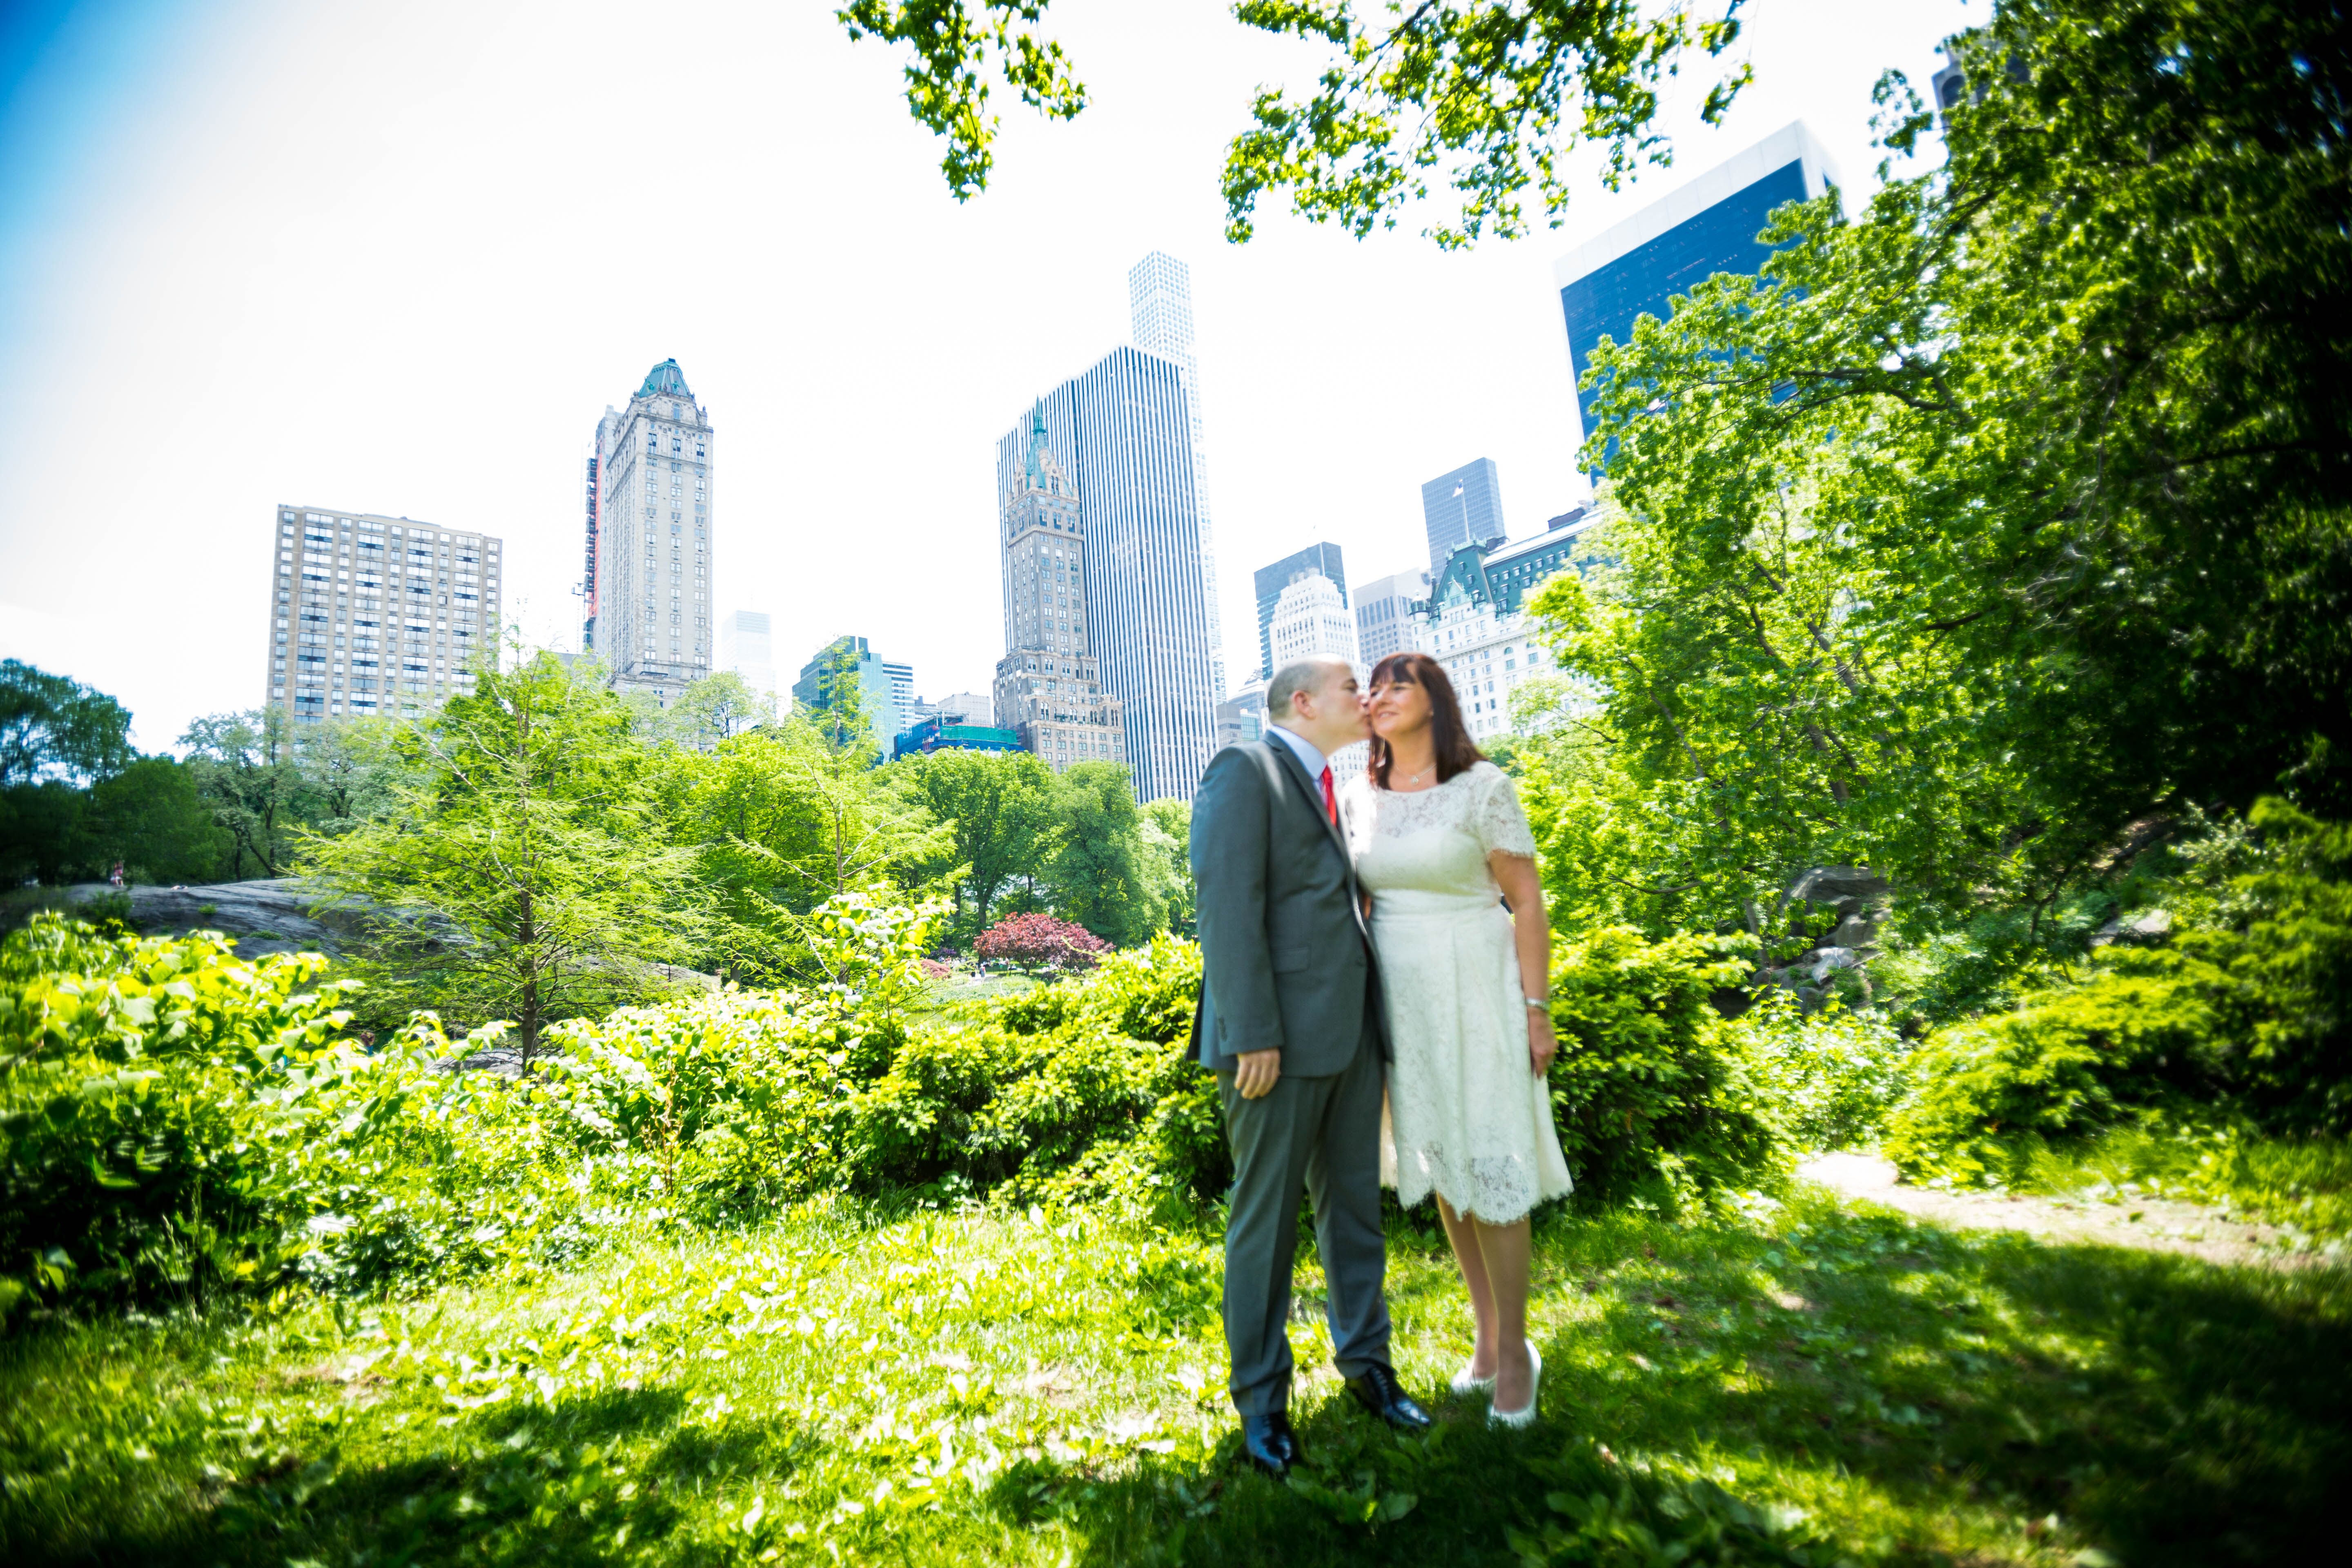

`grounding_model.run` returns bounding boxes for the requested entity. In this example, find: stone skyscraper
[265,506,502,722]
[592,359,714,700]
[993,405,1124,773]
[998,347,1218,802]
